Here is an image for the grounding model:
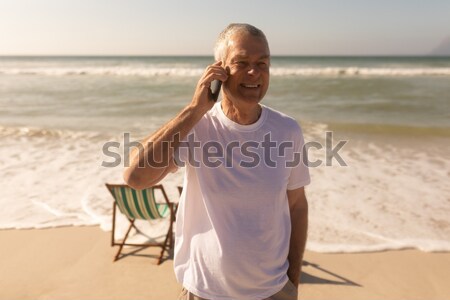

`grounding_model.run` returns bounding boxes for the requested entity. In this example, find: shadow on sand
[115,247,361,288]
[300,260,361,287]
